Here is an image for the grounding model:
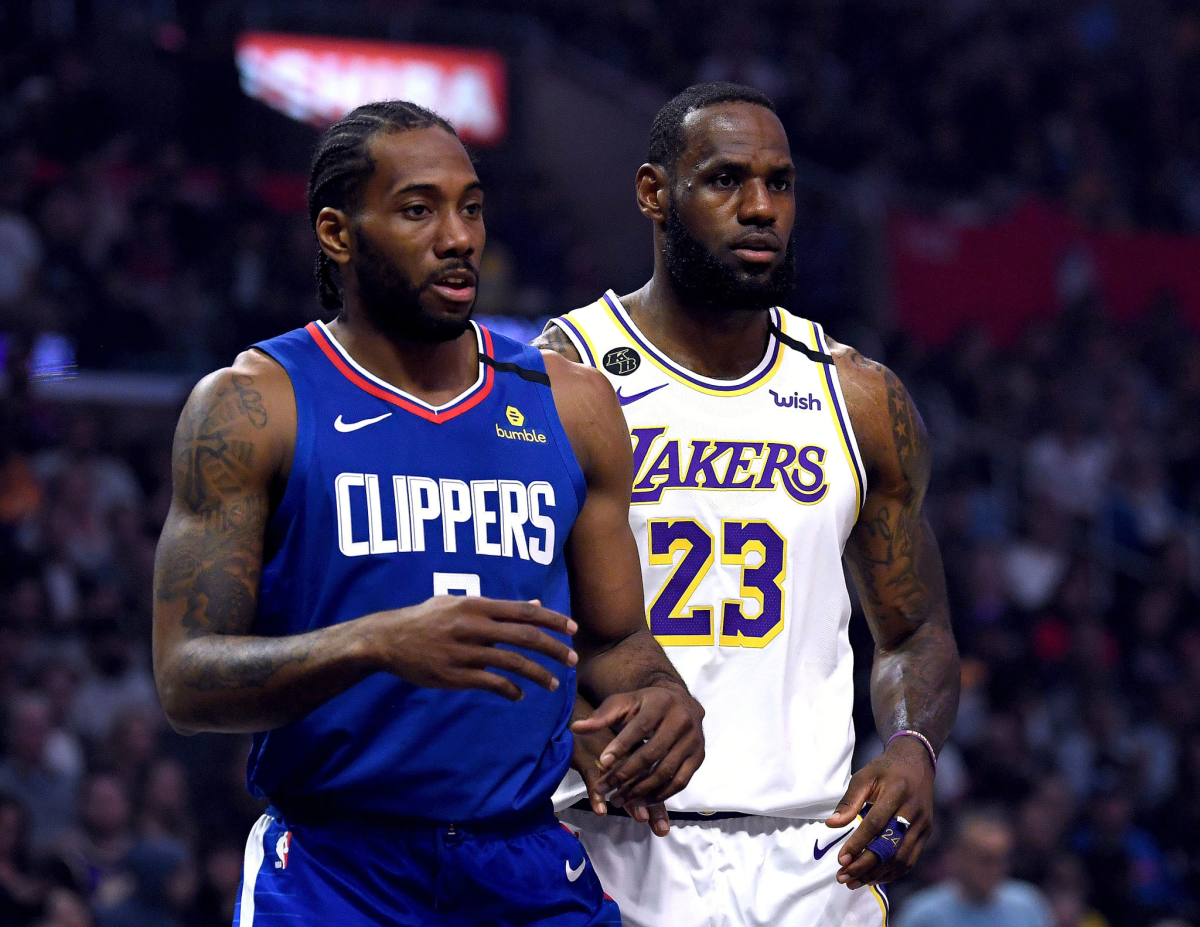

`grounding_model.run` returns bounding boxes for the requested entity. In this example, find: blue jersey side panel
[245,323,586,822]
